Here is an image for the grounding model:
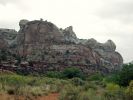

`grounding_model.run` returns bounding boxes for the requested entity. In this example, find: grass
[0,73,69,97]
[0,72,132,100]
